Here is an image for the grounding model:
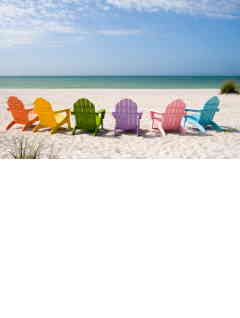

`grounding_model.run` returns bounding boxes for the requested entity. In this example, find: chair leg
[51,125,60,134]
[159,126,166,137]
[67,115,72,129]
[51,118,68,134]
[183,117,187,128]
[210,121,224,132]
[33,124,41,133]
[154,122,165,137]
[194,122,206,134]
[136,119,141,136]
[23,118,39,131]
[93,128,98,136]
[100,111,105,129]
[180,126,187,135]
[136,124,140,136]
[22,123,30,131]
[185,117,206,134]
[72,127,77,135]
[6,121,16,130]
[152,120,158,130]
